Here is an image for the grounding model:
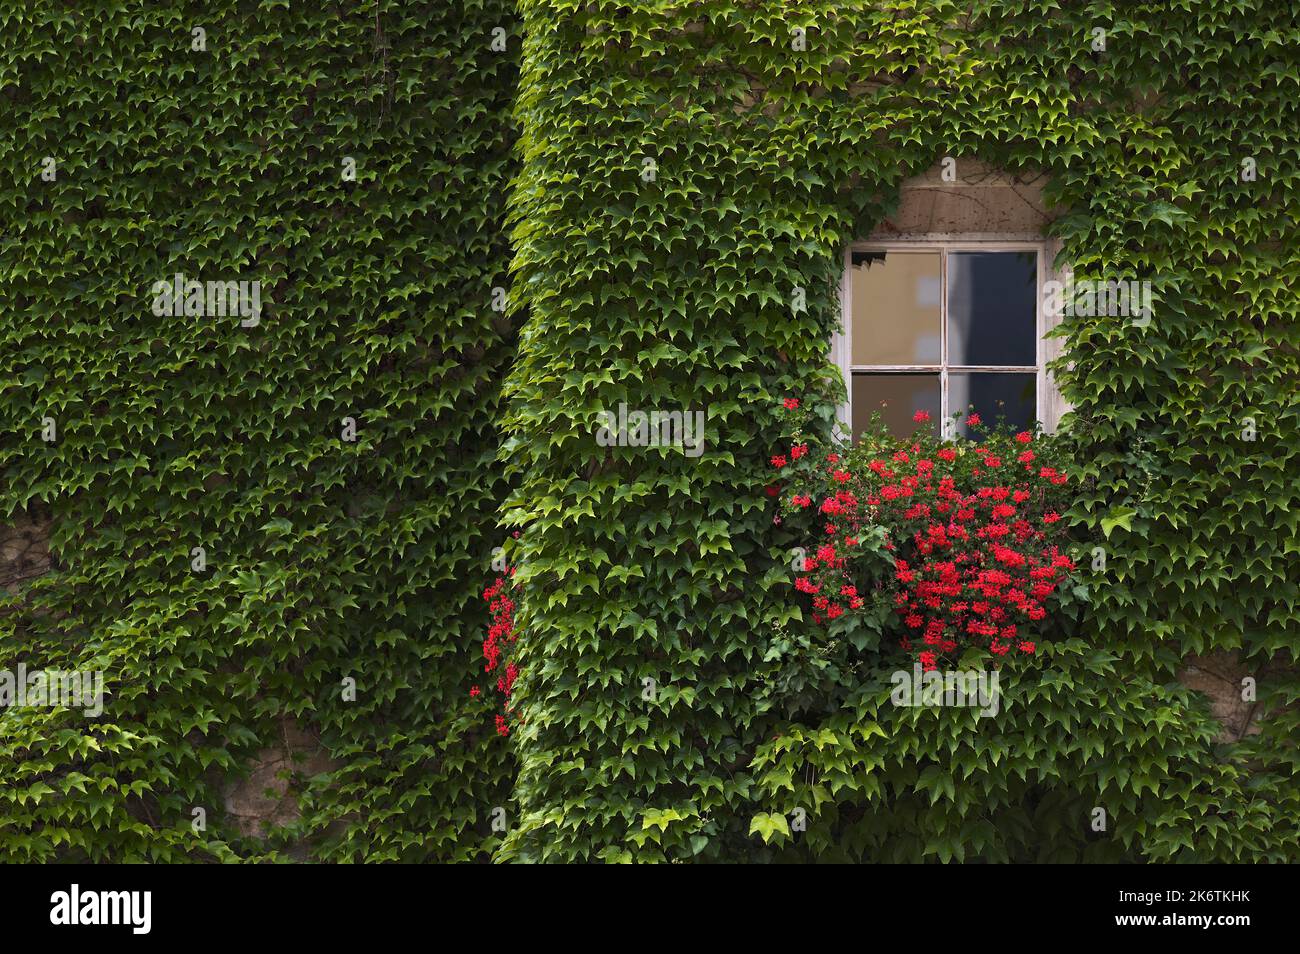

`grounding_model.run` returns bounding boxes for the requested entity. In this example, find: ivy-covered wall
[500,0,1298,861]
[2,0,1296,864]
[0,1,517,861]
